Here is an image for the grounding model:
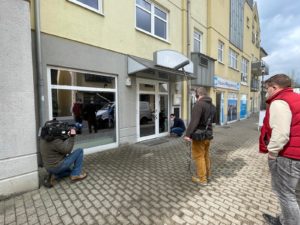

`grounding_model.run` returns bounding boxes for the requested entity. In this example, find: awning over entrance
[128,50,196,82]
